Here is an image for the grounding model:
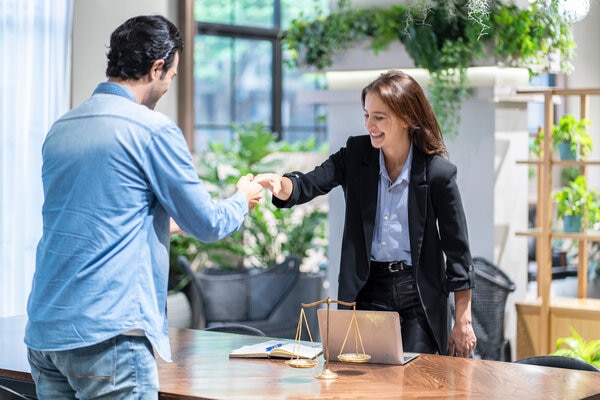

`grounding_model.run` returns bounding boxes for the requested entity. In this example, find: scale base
[315,368,339,380]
